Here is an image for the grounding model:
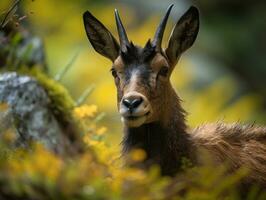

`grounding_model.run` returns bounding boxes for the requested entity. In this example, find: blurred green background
[1,0,266,145]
